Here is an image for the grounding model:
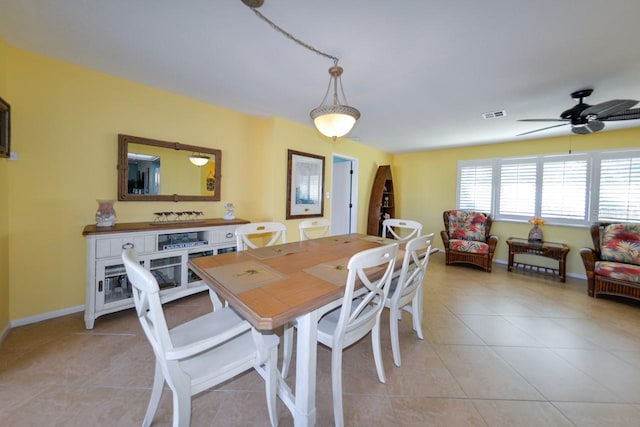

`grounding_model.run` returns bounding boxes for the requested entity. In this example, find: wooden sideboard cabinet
[82,218,249,329]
